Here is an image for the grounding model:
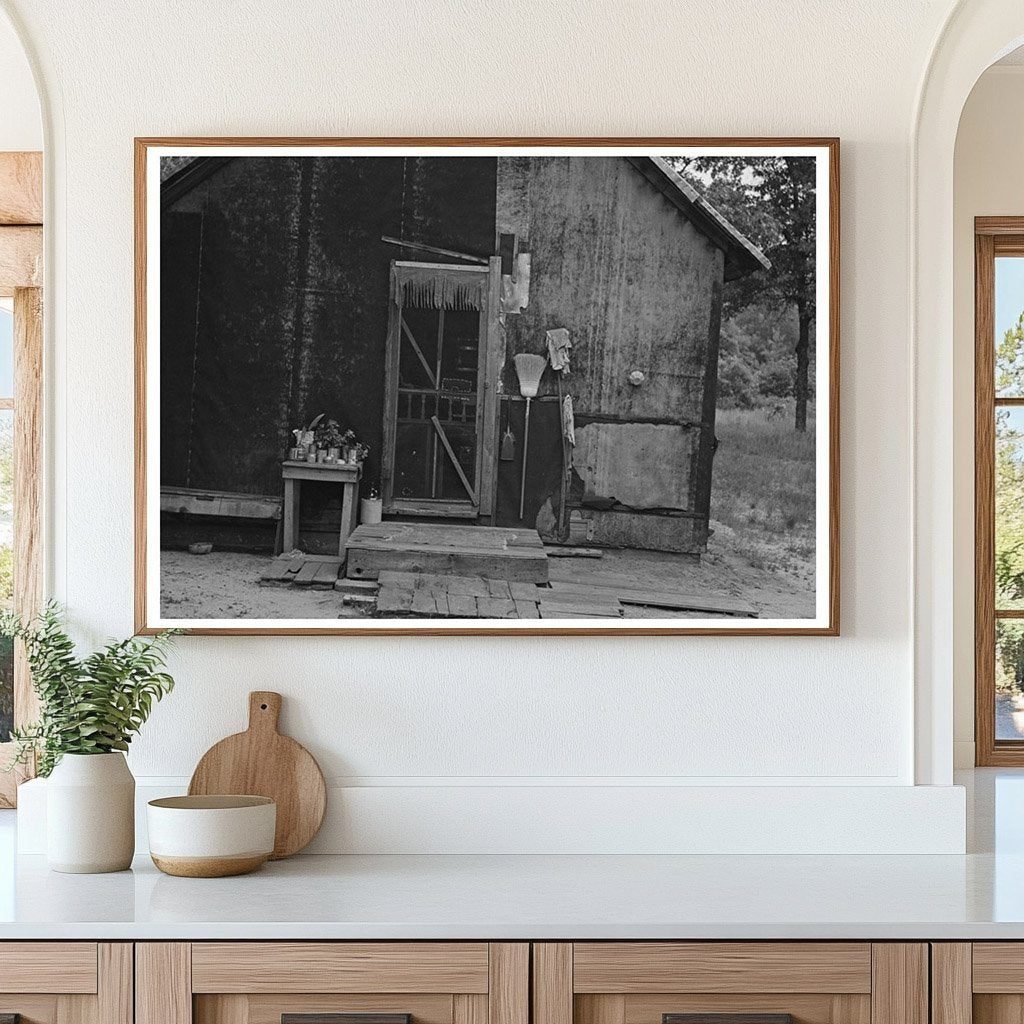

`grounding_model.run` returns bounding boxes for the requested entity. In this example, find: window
[0,151,42,806]
[975,219,1024,764]
[0,303,12,744]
